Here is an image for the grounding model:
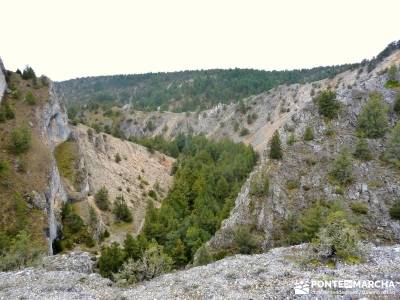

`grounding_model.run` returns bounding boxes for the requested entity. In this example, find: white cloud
[2,0,399,80]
